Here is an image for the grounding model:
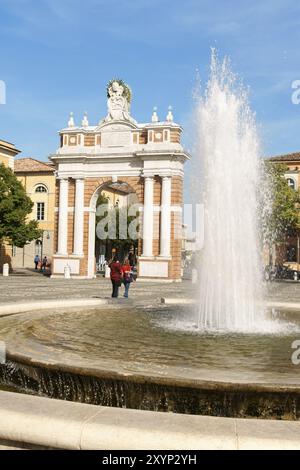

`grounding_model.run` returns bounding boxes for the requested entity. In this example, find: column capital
[142,172,155,179]
[57,176,69,182]
[73,175,85,181]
